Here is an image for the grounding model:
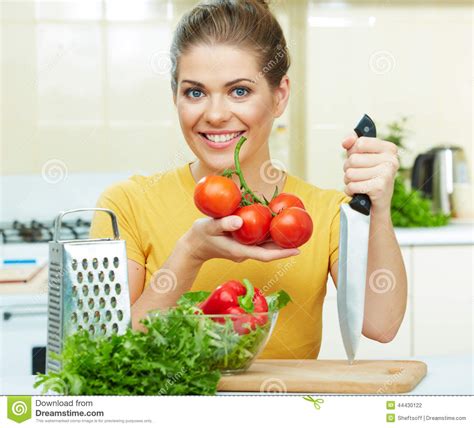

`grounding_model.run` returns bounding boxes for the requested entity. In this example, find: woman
[90,0,407,359]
